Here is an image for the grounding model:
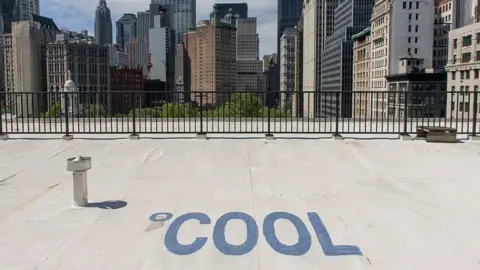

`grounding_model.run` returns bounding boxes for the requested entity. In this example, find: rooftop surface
[1,134,480,270]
